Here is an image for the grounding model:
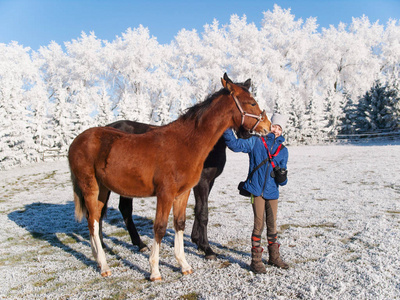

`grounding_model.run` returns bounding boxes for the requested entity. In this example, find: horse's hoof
[205,253,217,260]
[182,269,194,275]
[101,270,112,277]
[204,248,217,260]
[139,246,149,252]
[150,276,162,282]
